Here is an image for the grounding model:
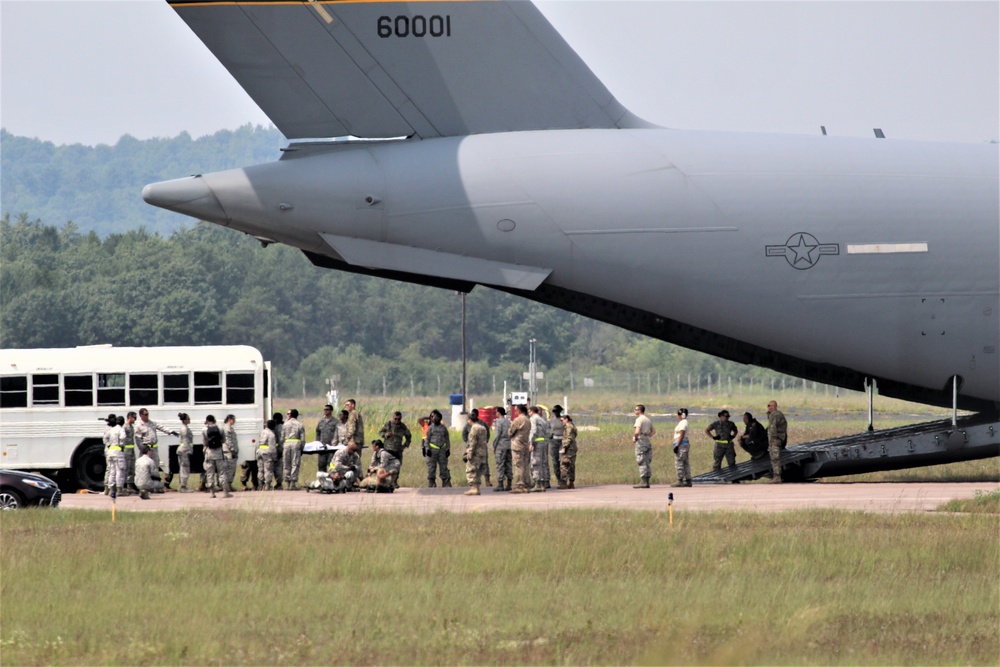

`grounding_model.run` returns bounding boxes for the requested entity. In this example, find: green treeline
[0,213,781,397]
